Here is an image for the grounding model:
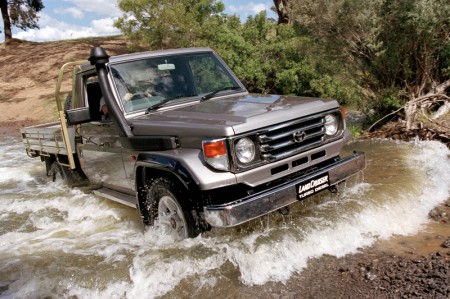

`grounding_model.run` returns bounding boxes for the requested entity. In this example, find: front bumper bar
[203,152,365,227]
